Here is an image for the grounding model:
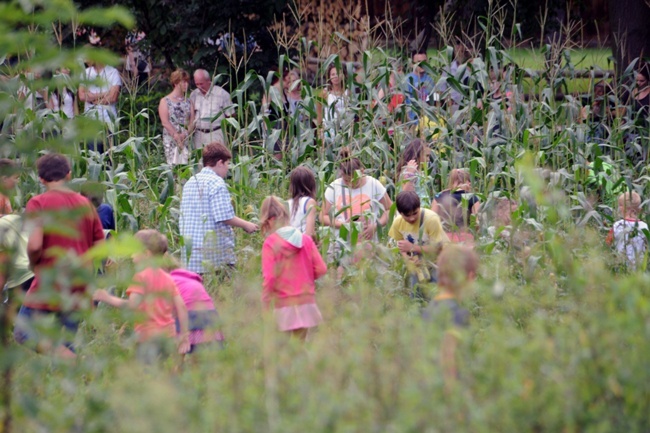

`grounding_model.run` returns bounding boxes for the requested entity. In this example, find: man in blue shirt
[406,52,436,120]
